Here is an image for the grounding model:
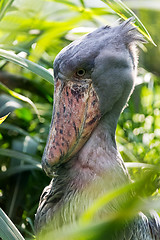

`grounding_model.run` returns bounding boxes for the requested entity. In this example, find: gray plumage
[35,19,160,239]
